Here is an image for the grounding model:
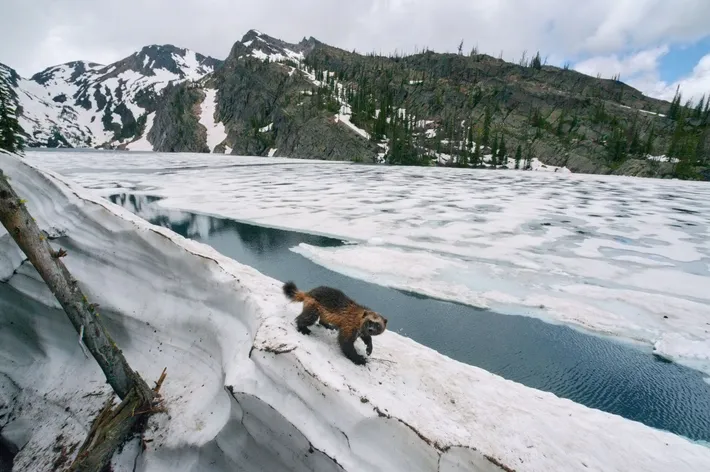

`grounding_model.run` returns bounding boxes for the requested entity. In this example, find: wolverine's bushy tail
[283,281,305,301]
